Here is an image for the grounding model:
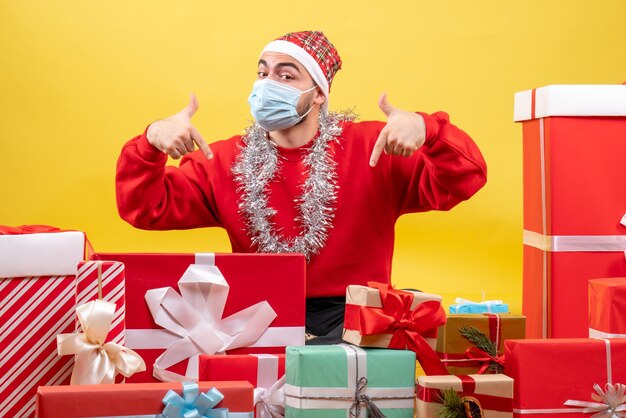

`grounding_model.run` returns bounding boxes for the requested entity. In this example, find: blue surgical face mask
[248,79,317,132]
